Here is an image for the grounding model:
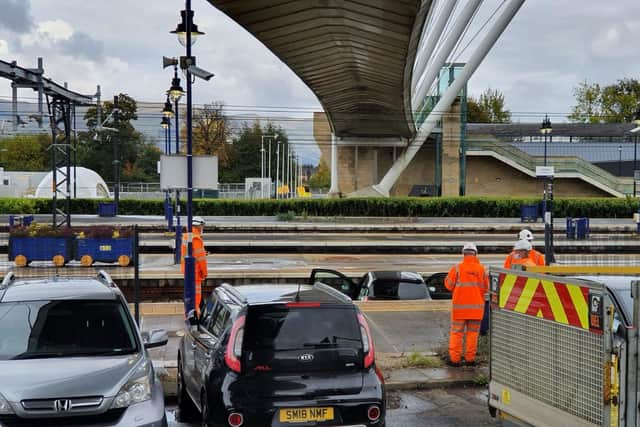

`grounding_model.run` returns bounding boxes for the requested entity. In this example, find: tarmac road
[165,388,499,426]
